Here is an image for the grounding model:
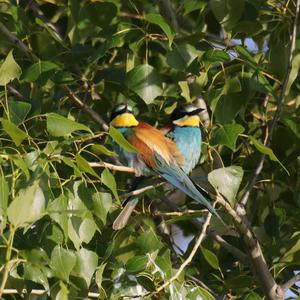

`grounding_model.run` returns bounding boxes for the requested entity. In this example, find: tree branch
[89,162,135,173]
[64,86,109,131]
[216,194,283,300]
[150,207,214,296]
[281,273,300,292]
[0,22,39,62]
[237,0,300,214]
